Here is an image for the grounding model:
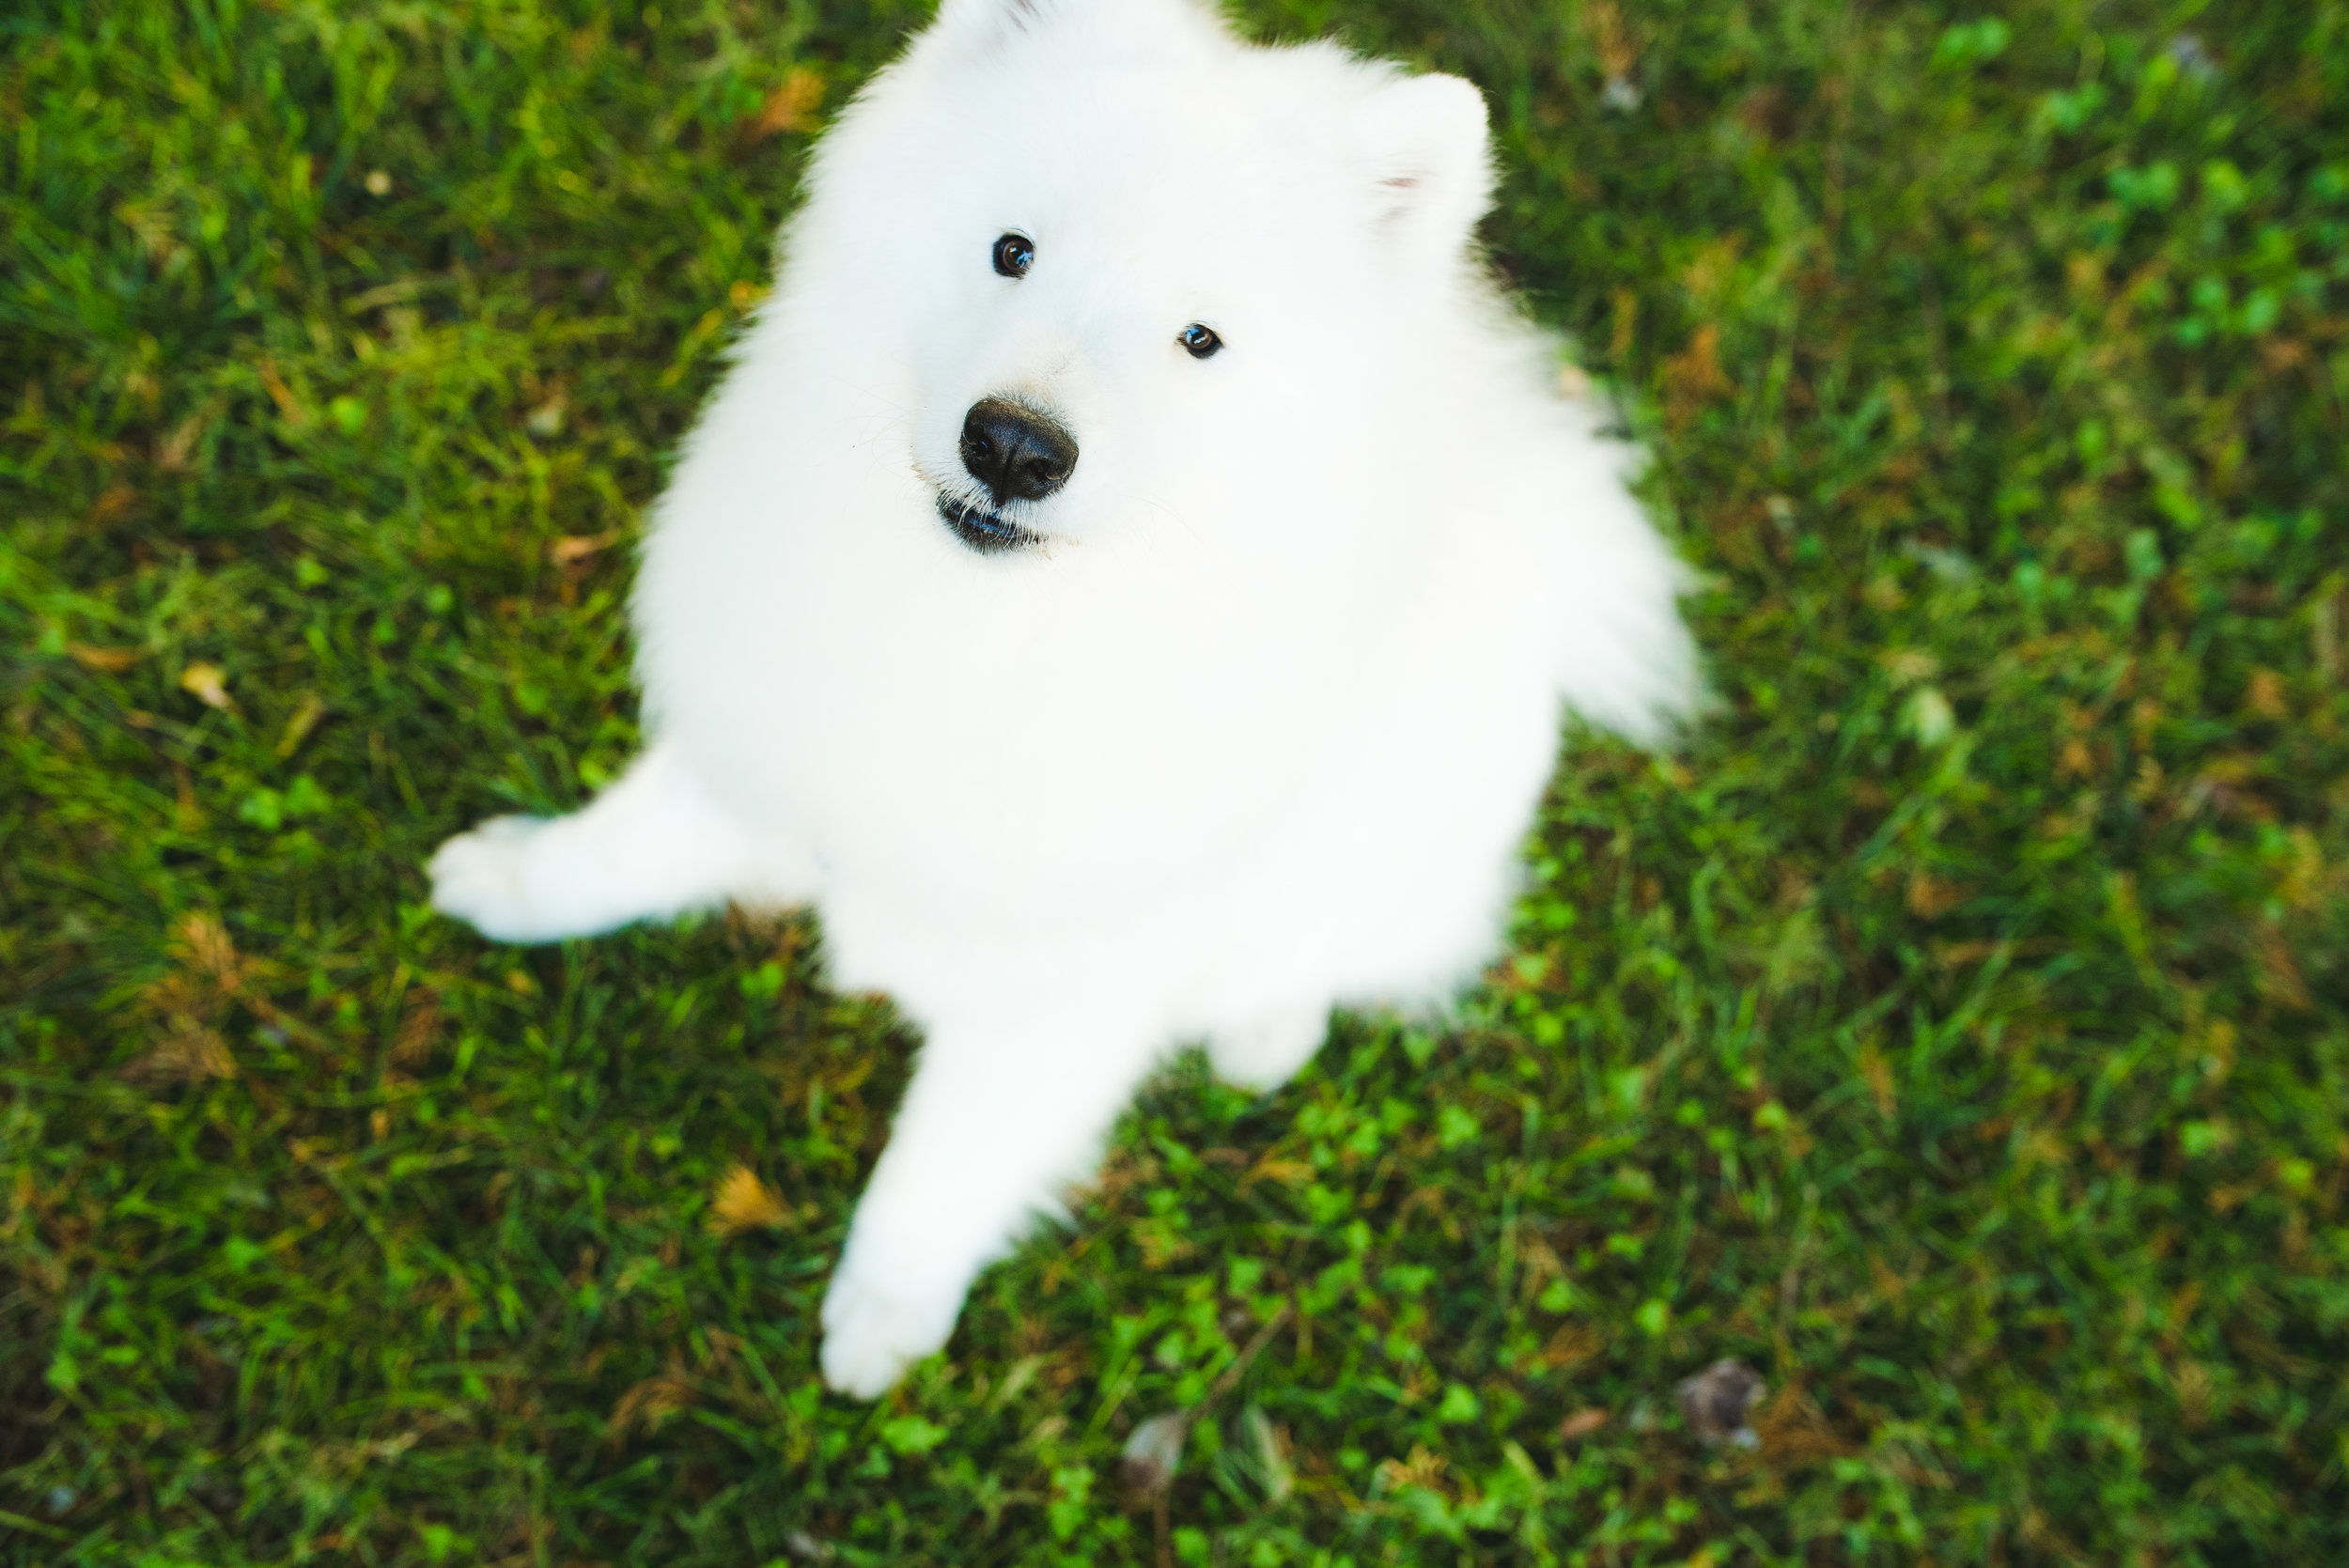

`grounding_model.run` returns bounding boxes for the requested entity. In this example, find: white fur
[428,0,1698,1398]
